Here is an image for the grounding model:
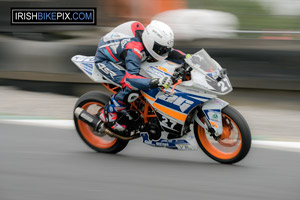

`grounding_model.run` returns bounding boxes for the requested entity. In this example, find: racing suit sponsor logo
[133,48,142,59]
[121,39,131,49]
[97,63,116,79]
